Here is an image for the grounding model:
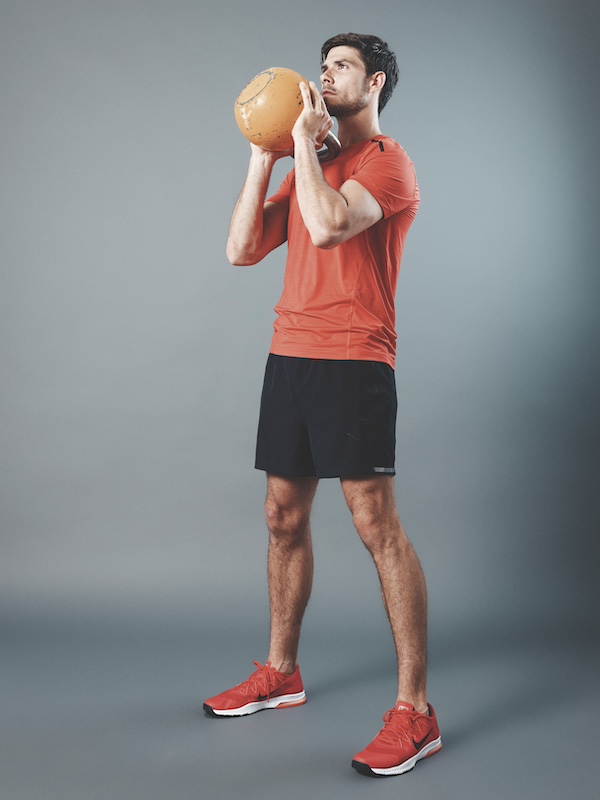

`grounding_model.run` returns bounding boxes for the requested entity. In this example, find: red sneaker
[352,701,442,777]
[203,660,306,717]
